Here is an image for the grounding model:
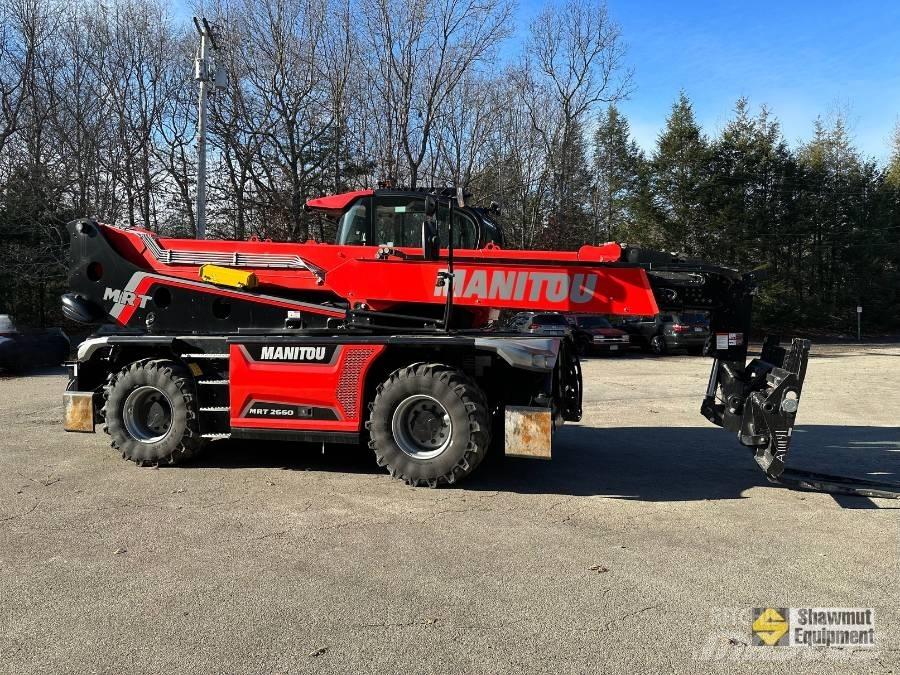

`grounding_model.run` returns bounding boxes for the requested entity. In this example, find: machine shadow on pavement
[187,424,899,505]
[468,424,900,505]
[189,438,379,475]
